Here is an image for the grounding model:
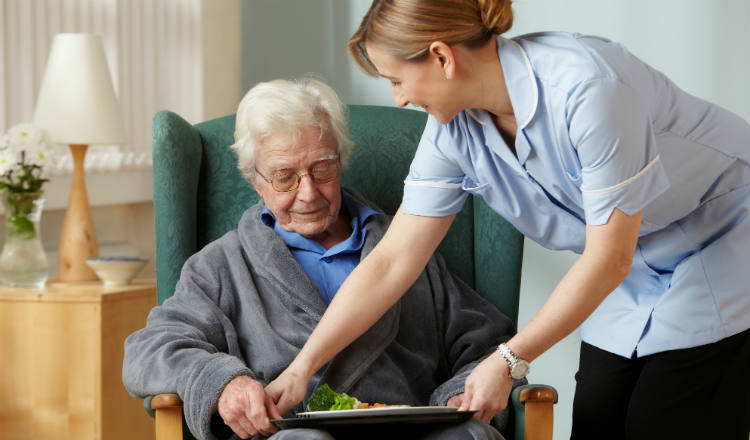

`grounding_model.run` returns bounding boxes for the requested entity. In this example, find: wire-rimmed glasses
[255,157,340,192]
